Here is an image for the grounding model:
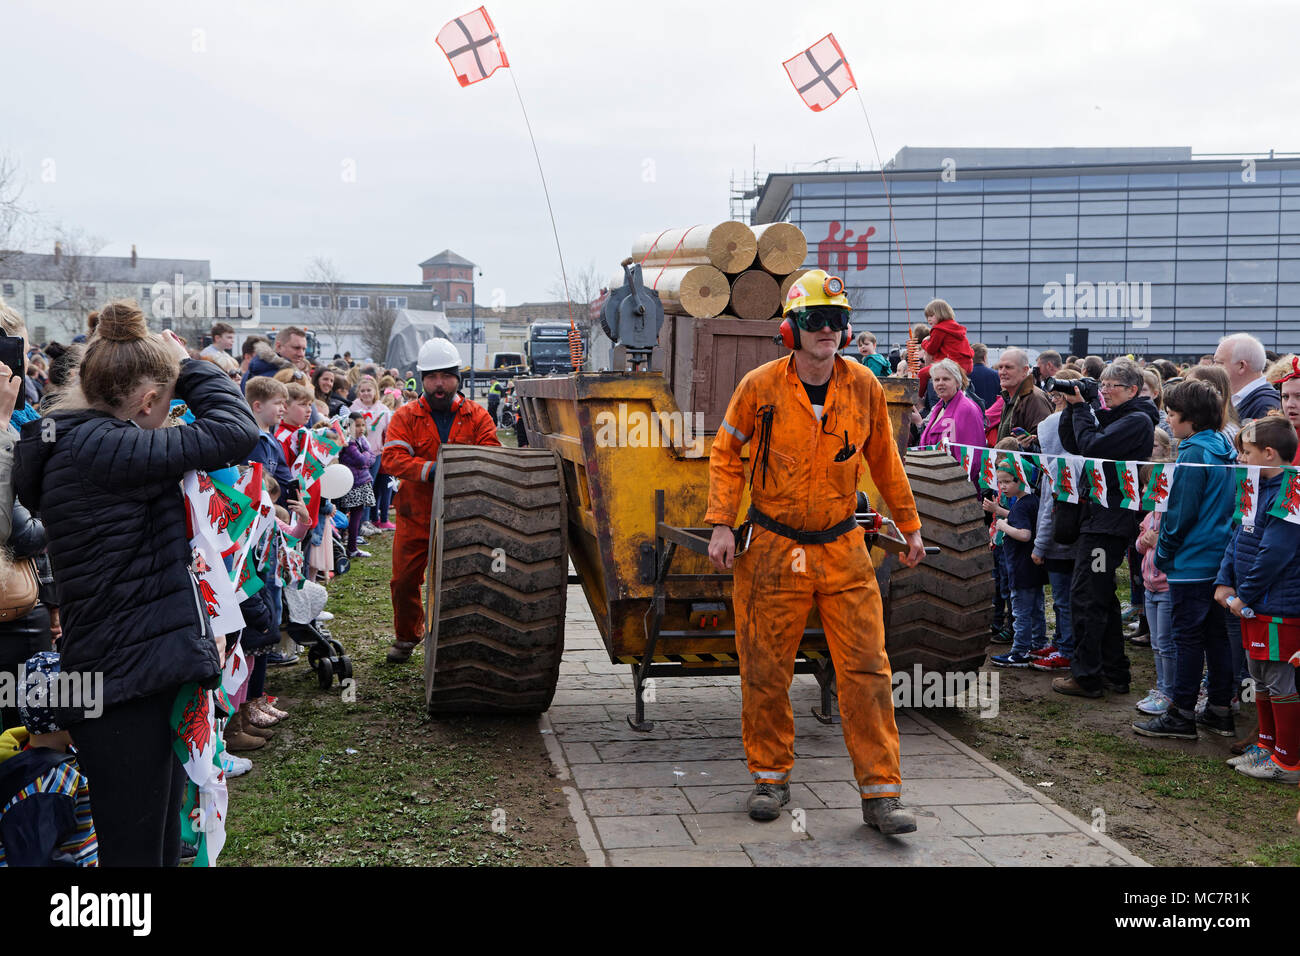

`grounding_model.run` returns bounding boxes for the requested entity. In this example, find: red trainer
[1030,645,1057,659]
[1032,652,1071,671]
